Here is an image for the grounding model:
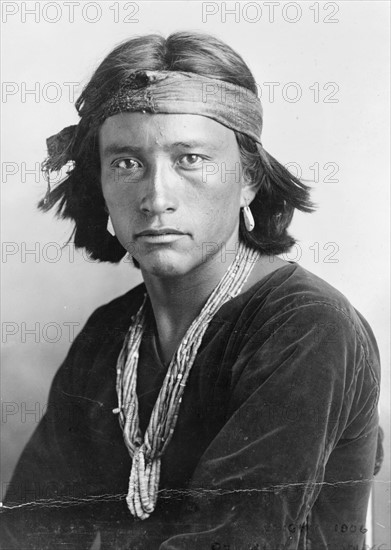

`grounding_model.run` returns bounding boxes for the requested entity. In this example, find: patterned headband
[43,70,268,176]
